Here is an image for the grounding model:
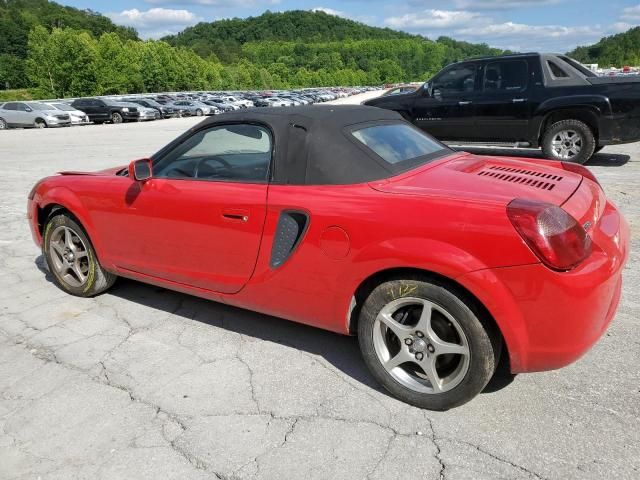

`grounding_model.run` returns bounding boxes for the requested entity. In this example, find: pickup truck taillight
[507,199,592,271]
[561,162,601,187]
